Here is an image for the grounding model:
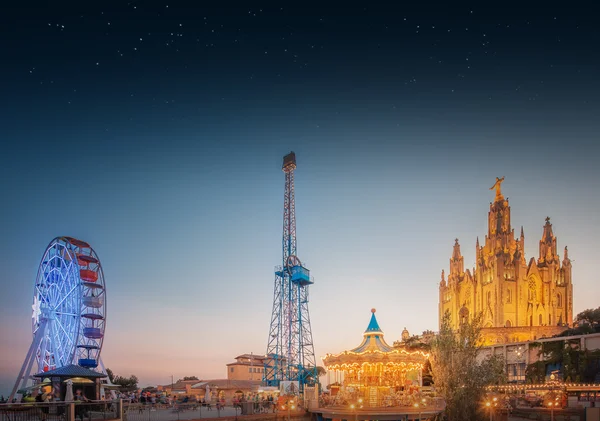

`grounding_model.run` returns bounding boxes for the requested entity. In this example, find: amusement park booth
[33,364,107,401]
[322,309,430,407]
